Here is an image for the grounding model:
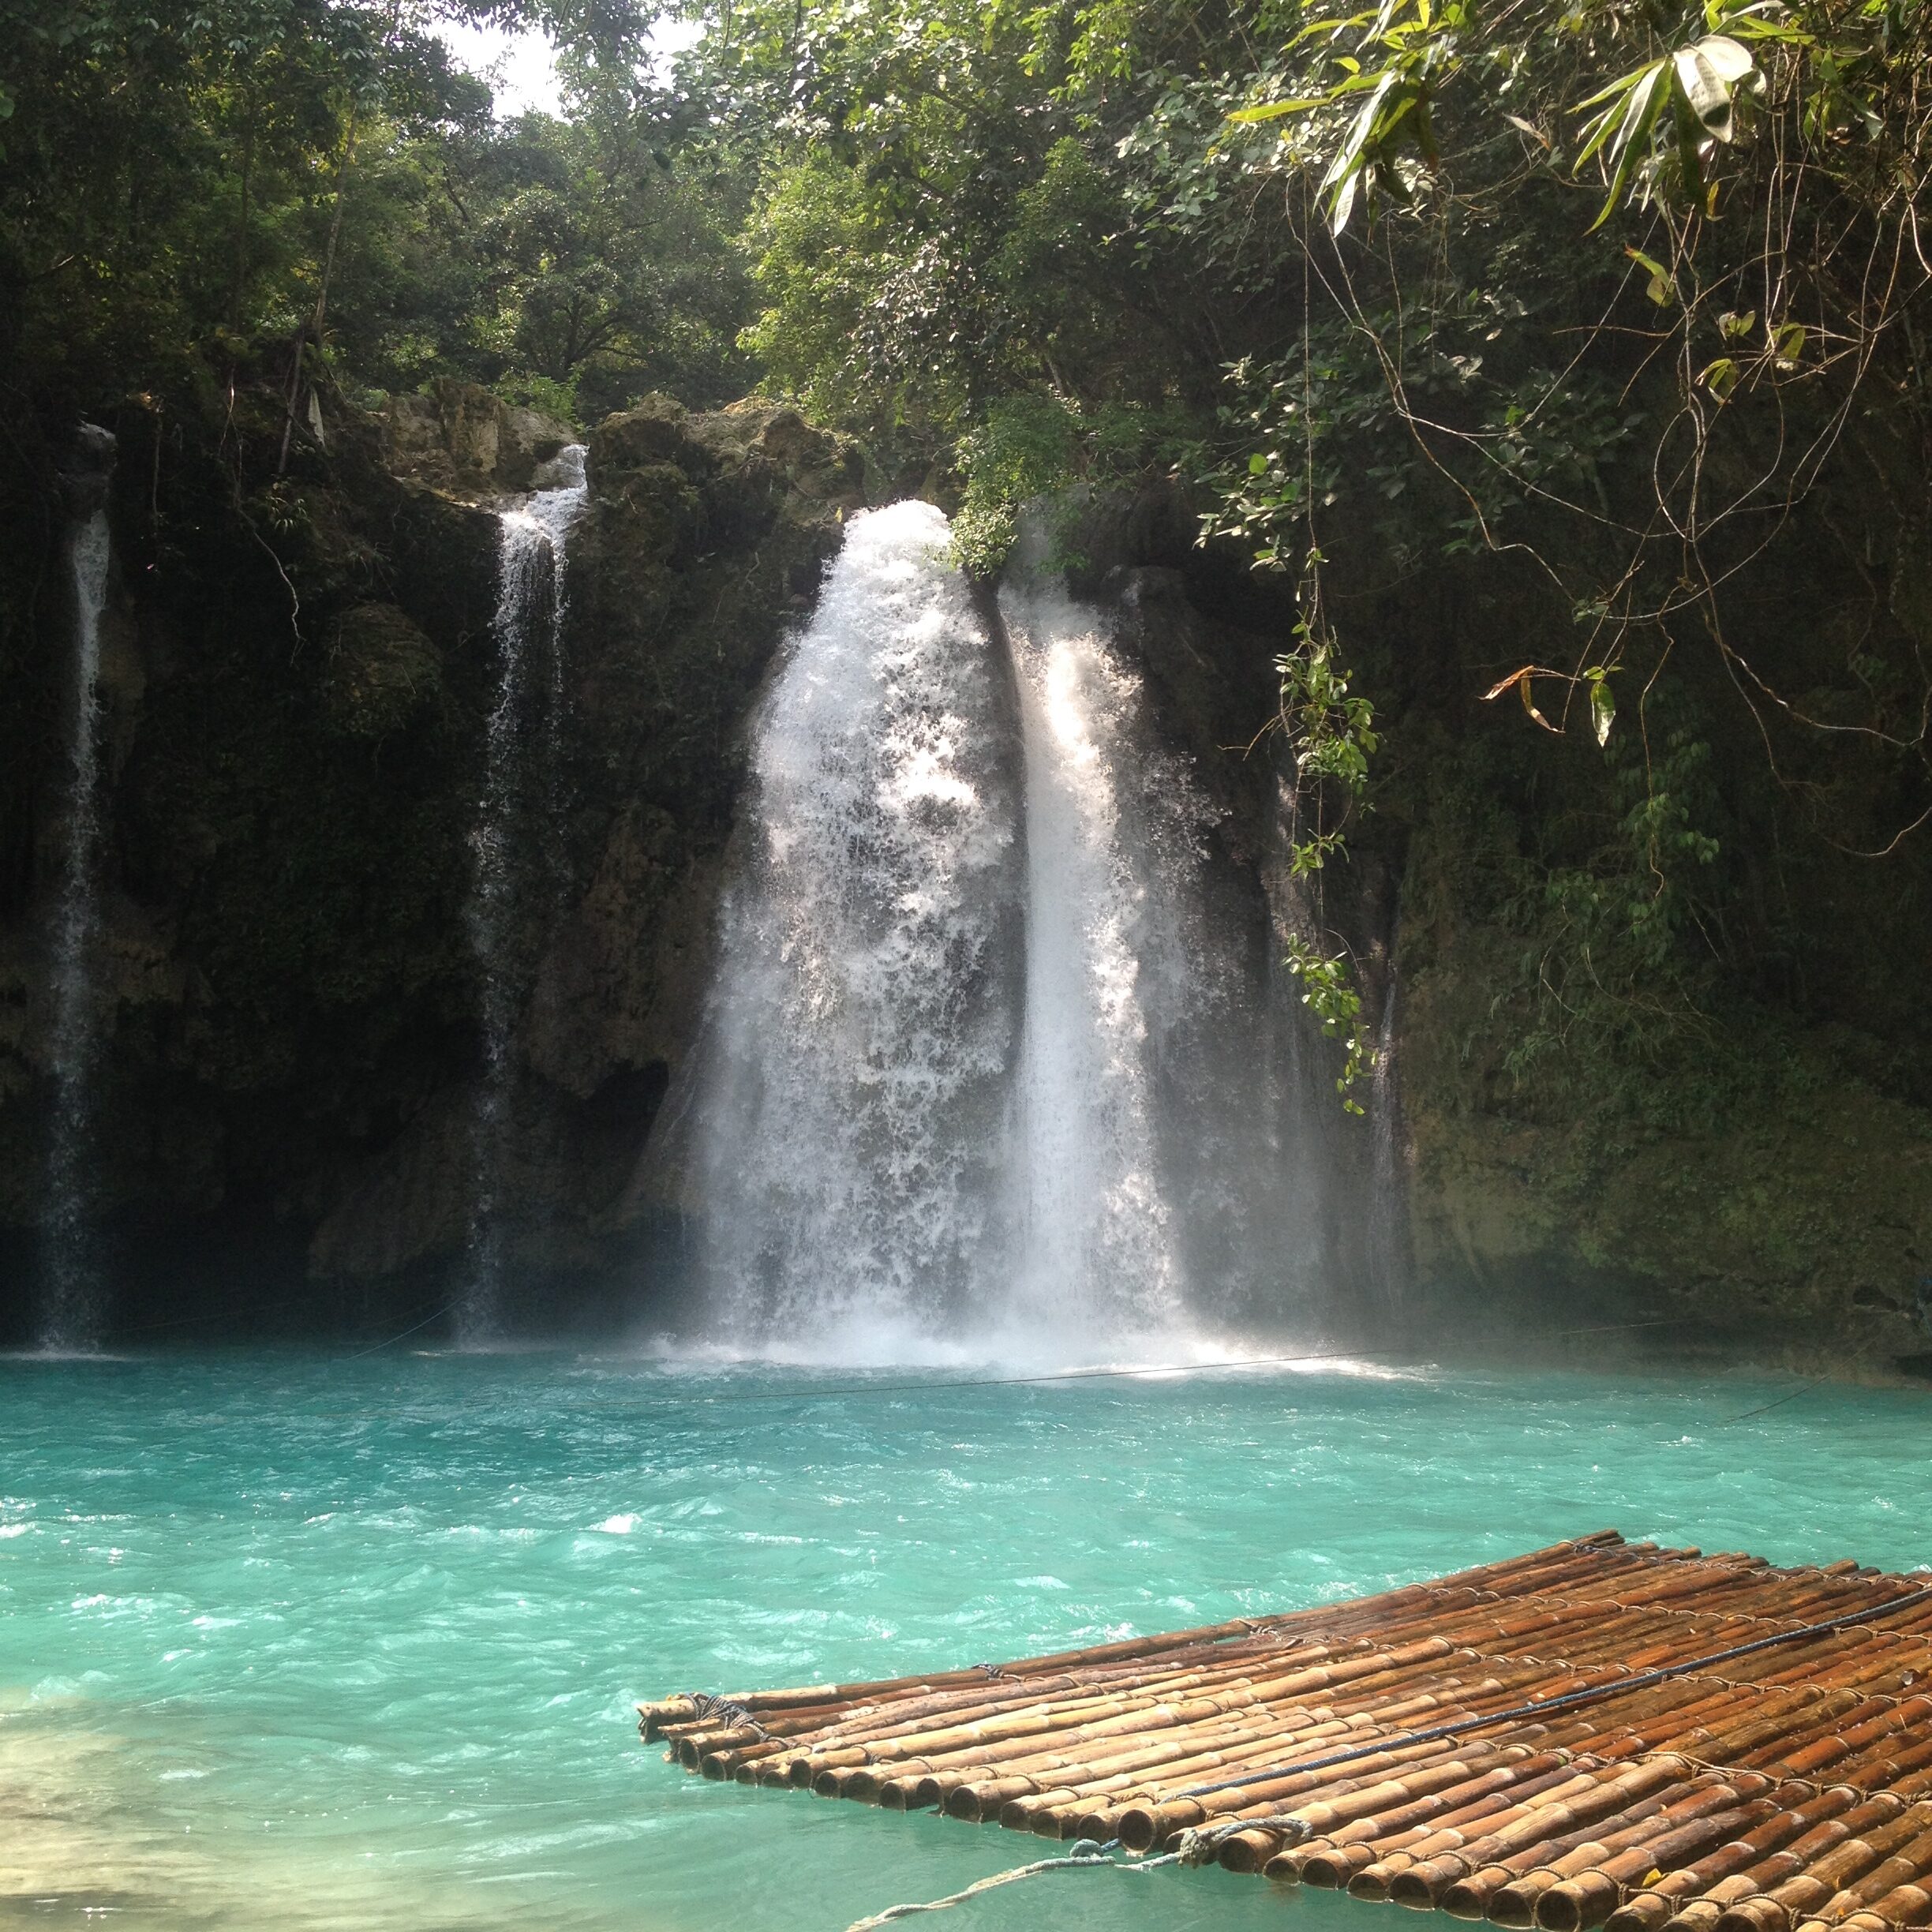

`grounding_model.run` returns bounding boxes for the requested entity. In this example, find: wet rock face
[0,383,867,1339]
[1396,964,1932,1373]
[6,391,1921,1365]
[320,605,444,741]
[1013,480,1932,1376]
[311,396,865,1313]
[55,421,118,516]
[383,380,575,499]
[505,398,868,1216]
